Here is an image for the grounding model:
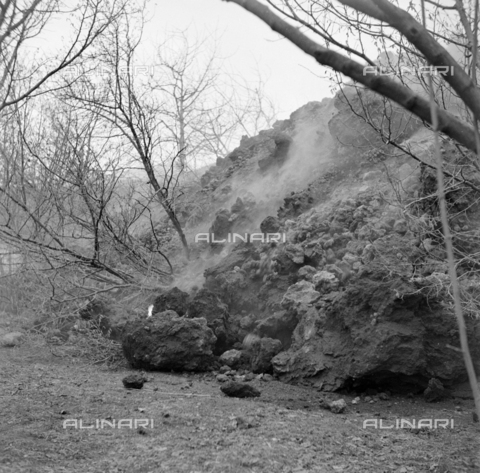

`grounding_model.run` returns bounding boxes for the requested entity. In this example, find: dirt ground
[1,337,479,473]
